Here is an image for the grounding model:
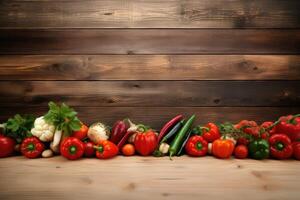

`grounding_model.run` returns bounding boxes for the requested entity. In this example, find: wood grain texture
[0,156,299,200]
[1,29,300,55]
[0,81,299,107]
[1,0,300,28]
[1,55,300,80]
[1,107,299,127]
